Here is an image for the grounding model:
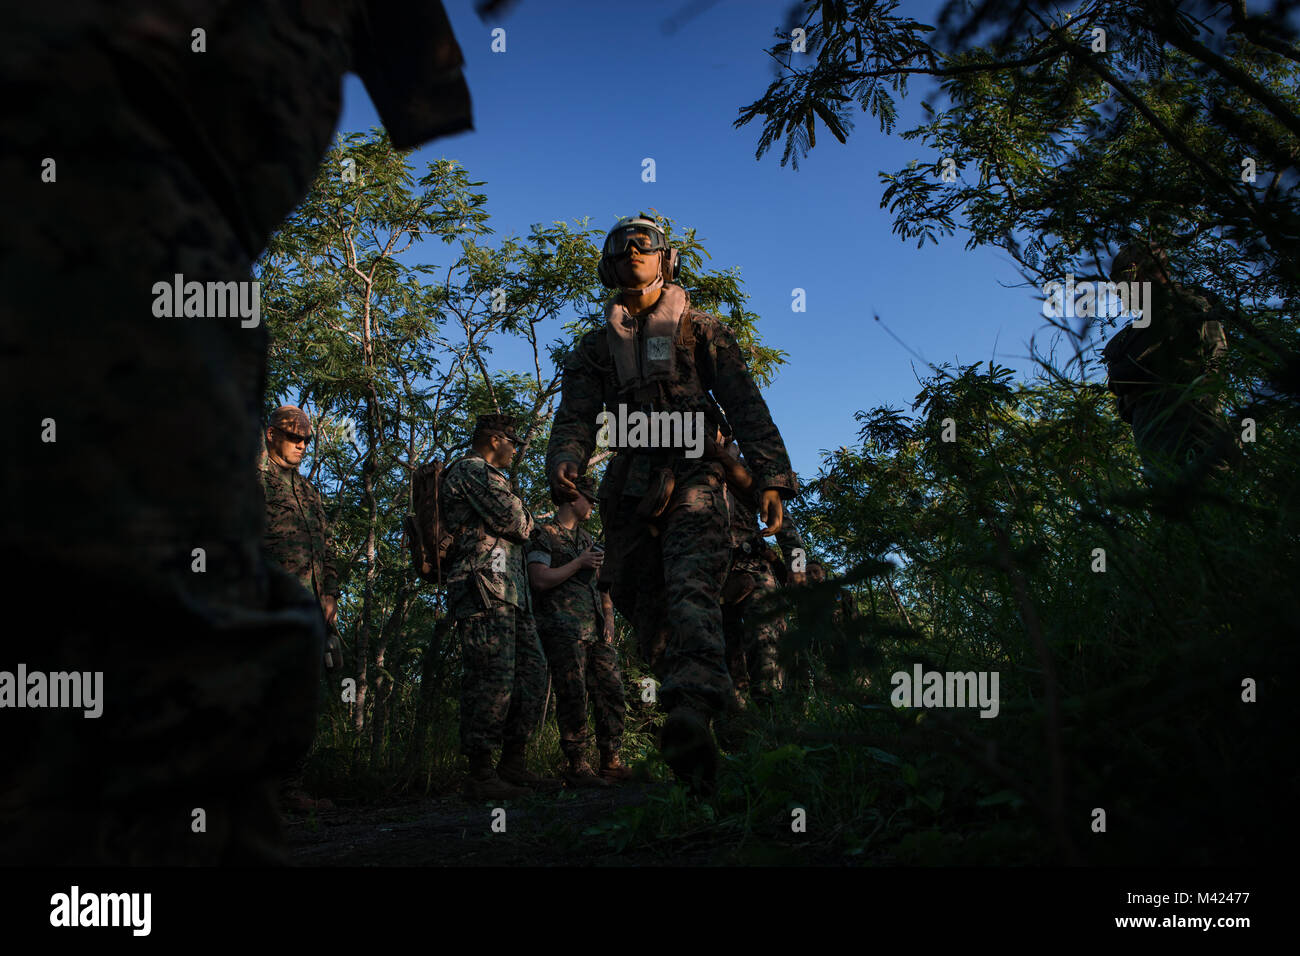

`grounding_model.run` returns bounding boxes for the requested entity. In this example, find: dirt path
[285,783,705,866]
